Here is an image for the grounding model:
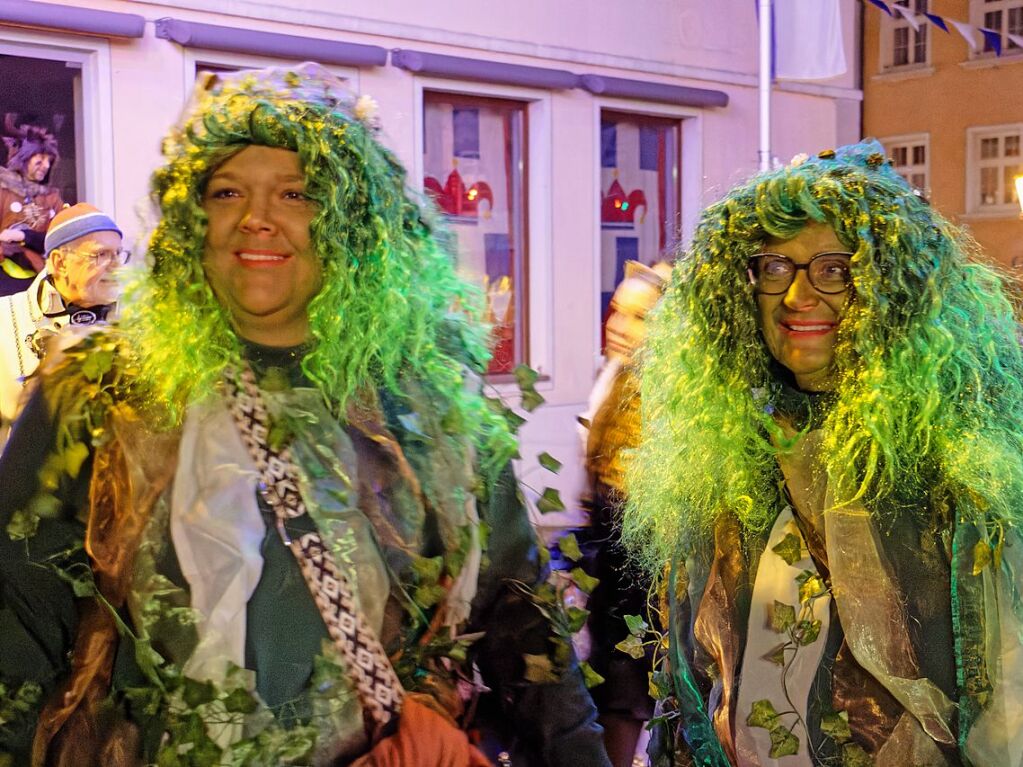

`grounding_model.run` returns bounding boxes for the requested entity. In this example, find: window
[422,92,528,375]
[599,111,680,354]
[883,135,929,196]
[886,0,929,69]
[967,125,1023,214]
[973,0,1023,55]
